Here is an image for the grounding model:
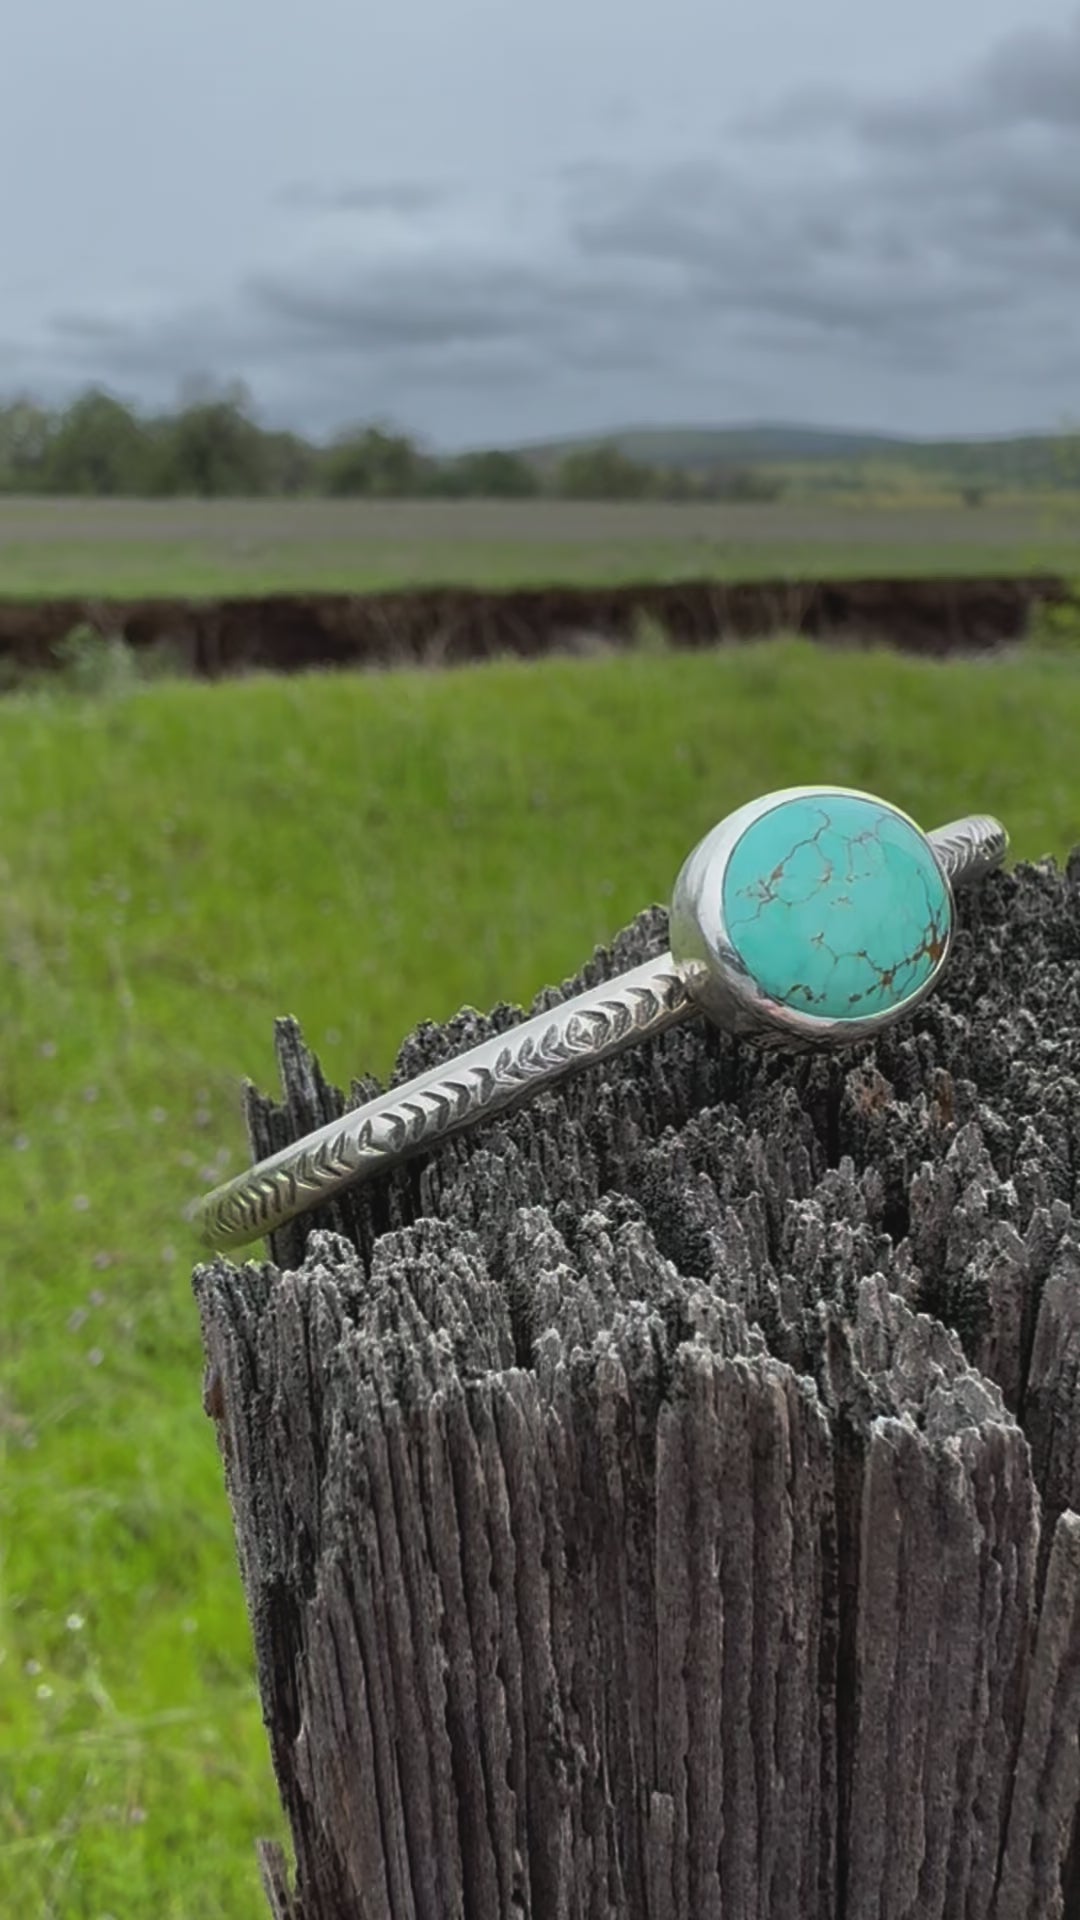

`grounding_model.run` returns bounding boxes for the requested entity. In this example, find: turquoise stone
[721,792,950,1021]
